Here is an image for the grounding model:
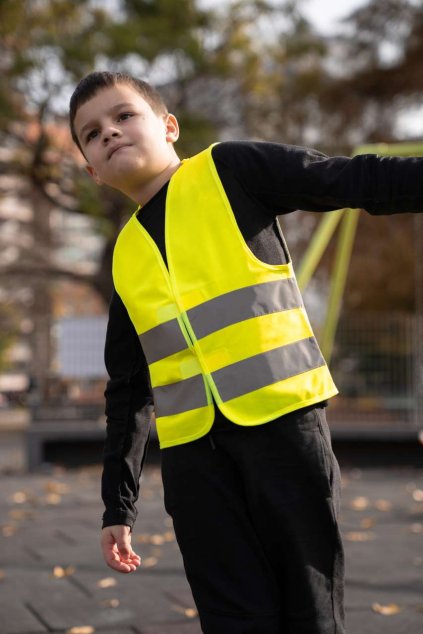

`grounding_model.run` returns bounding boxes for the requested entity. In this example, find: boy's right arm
[100,289,154,571]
